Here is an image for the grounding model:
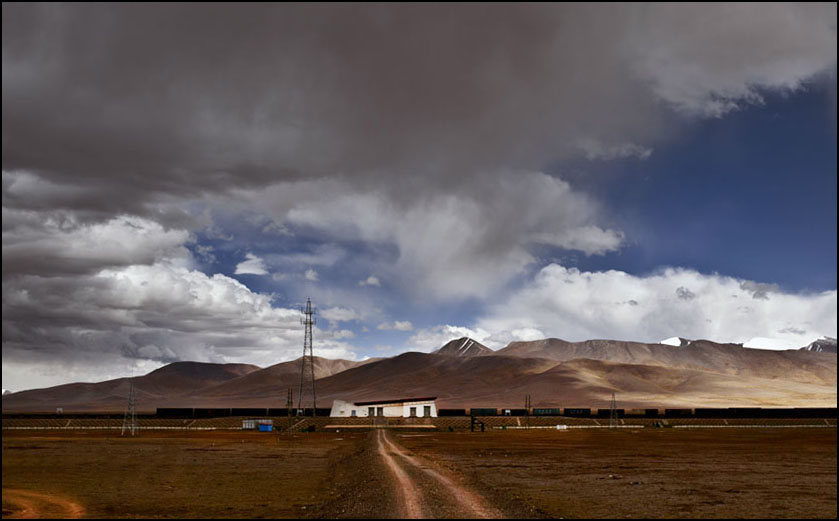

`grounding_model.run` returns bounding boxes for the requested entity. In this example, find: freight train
[449,407,837,419]
[155,407,332,418]
[3,406,835,420]
[151,406,835,419]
